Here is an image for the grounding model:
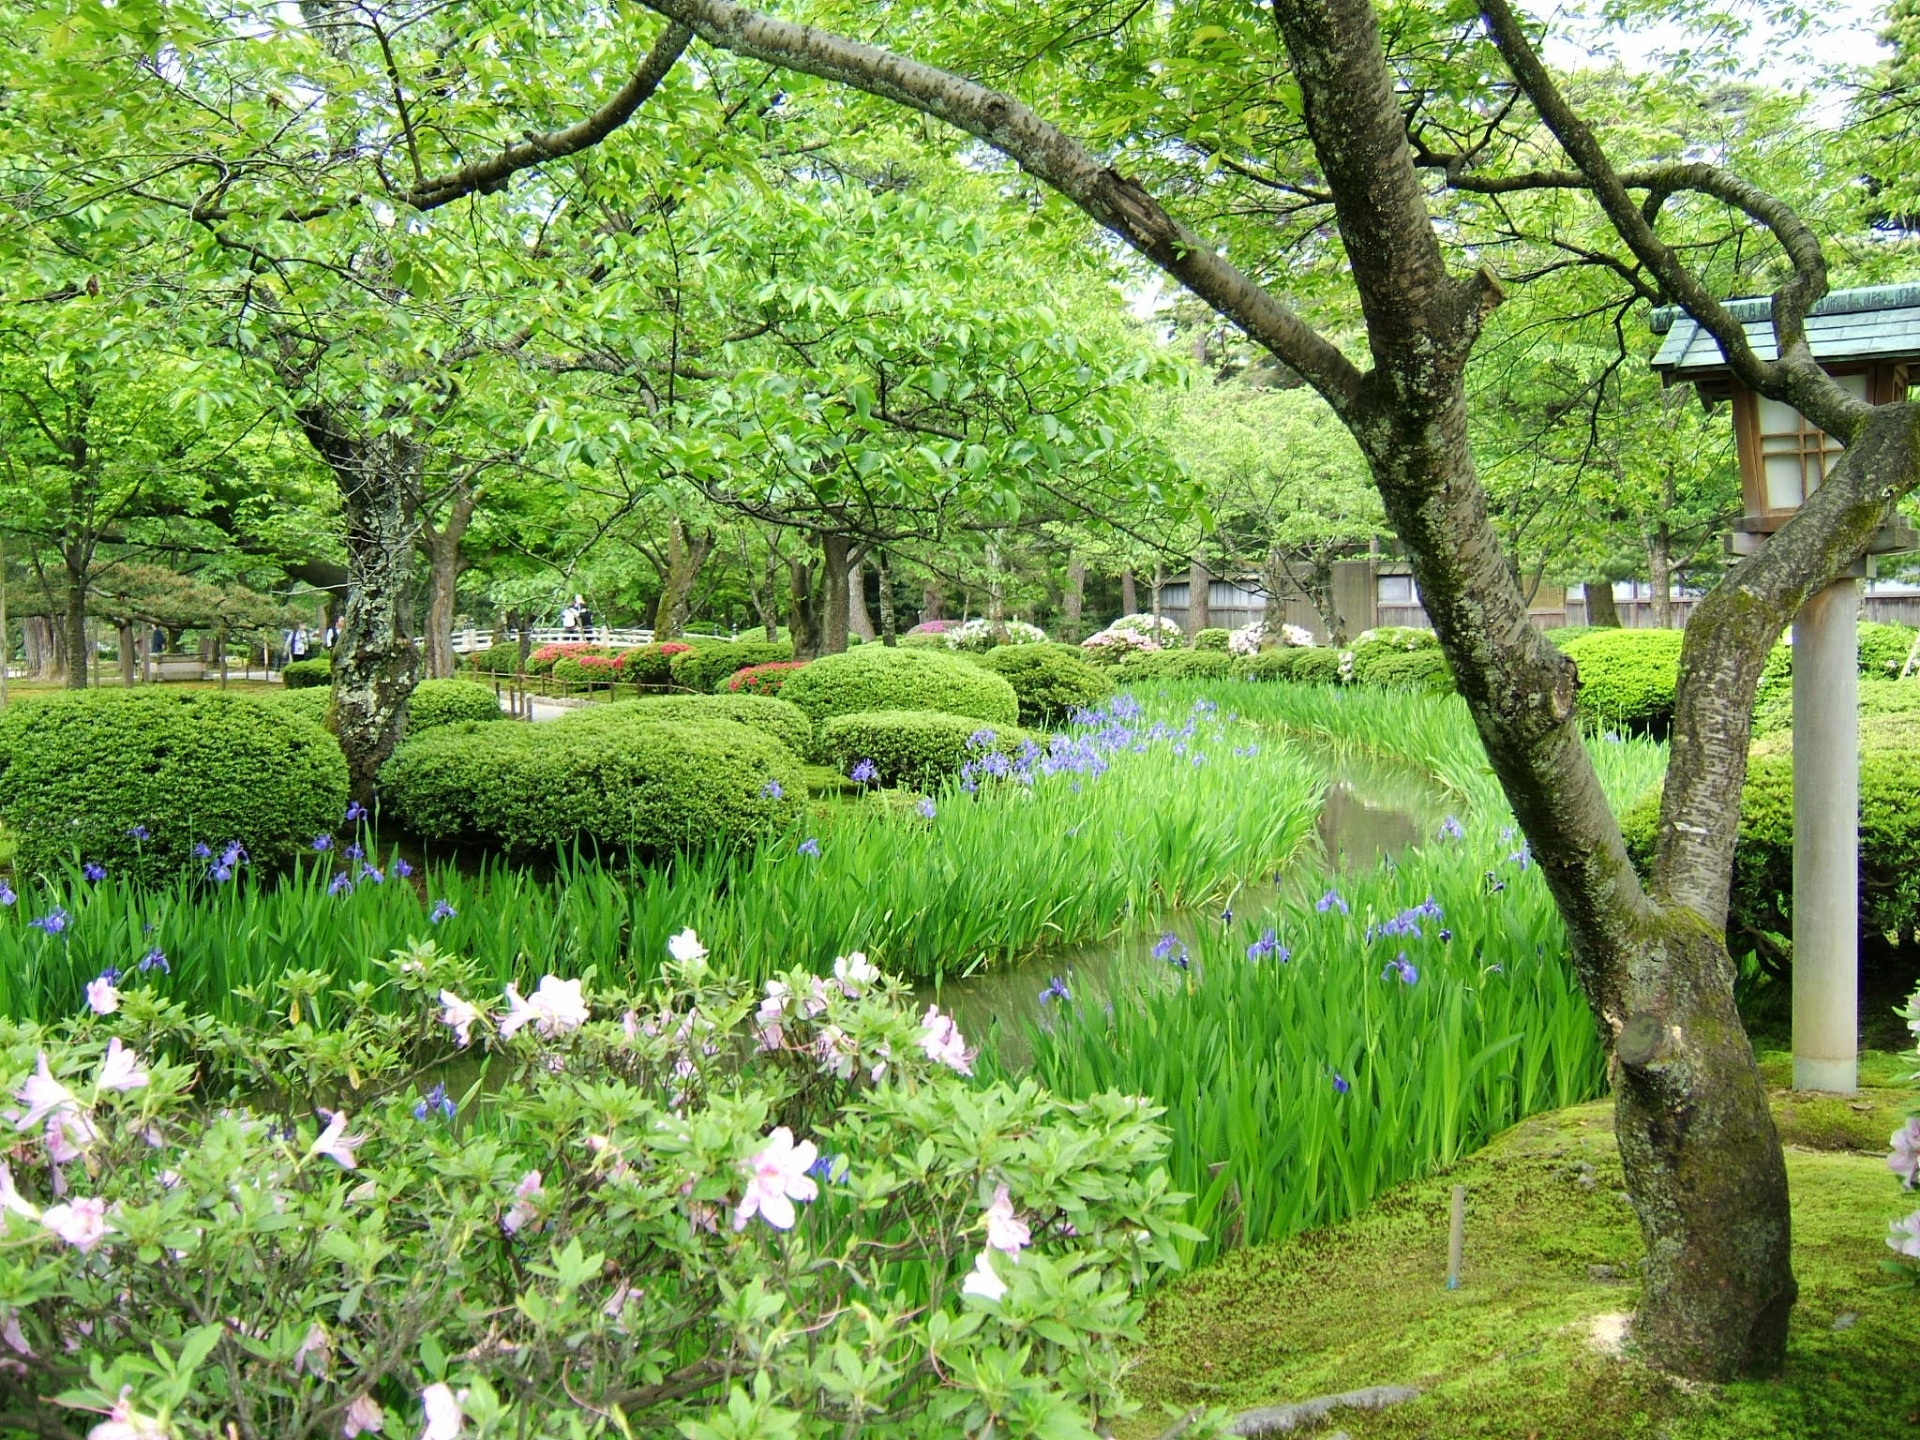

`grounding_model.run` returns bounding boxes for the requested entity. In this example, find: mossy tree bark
[296,404,423,803]
[419,480,478,680]
[626,0,1920,1380]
